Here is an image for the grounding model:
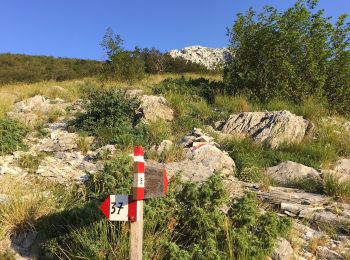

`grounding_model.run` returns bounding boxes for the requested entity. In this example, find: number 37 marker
[100,195,141,222]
